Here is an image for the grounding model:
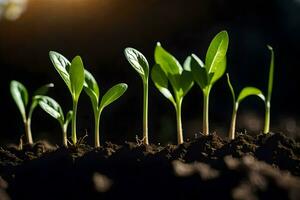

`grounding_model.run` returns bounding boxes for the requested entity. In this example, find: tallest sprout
[263,45,275,134]
[124,48,149,145]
